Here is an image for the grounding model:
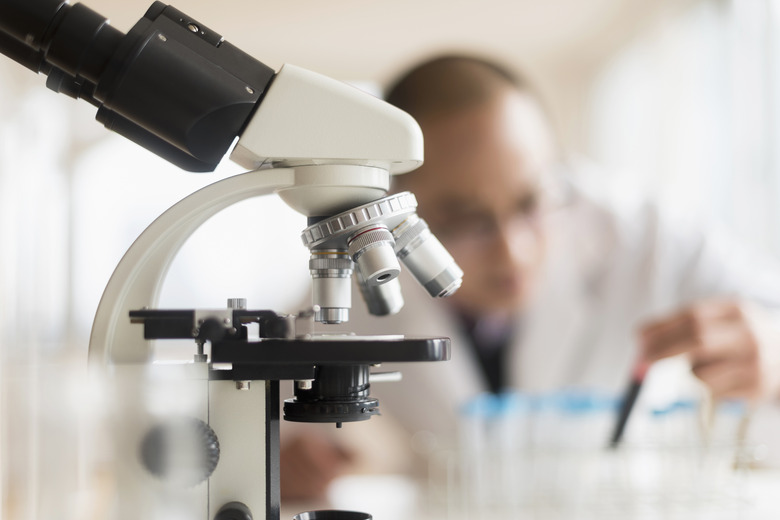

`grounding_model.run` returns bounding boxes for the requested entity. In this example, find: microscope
[0,2,463,519]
